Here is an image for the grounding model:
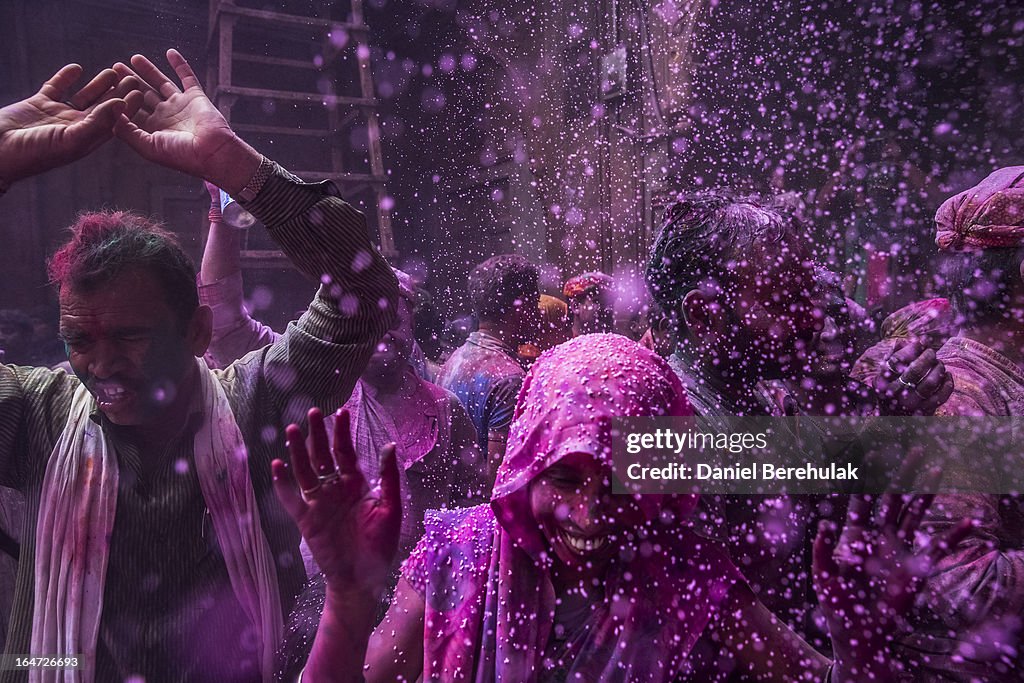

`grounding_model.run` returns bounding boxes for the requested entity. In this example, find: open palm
[273,408,402,595]
[113,50,240,183]
[813,453,972,679]
[0,64,135,182]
